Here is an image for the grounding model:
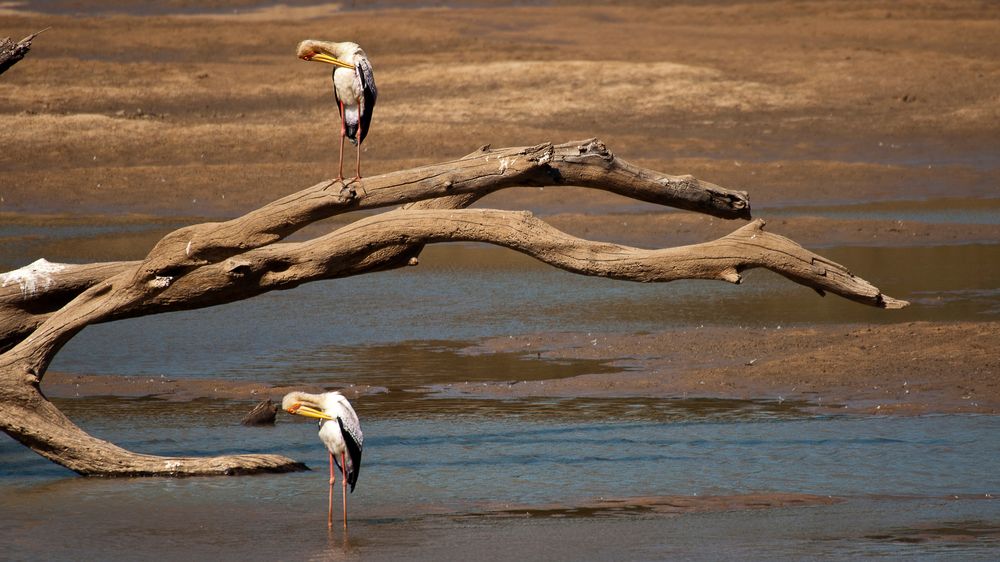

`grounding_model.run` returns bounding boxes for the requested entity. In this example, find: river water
[0,237,996,380]
[3,400,999,560]
[2,218,1000,558]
